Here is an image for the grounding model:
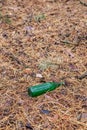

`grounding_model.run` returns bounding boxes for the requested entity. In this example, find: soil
[0,0,87,130]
